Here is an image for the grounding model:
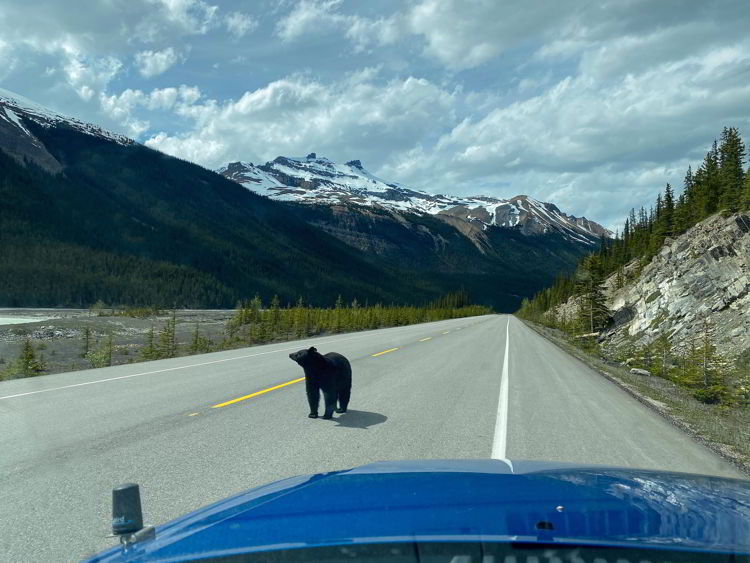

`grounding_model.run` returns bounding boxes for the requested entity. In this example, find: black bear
[289,347,352,419]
